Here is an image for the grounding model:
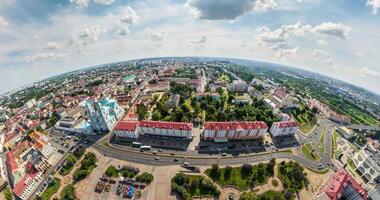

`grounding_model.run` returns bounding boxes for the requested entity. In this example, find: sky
[0,0,380,95]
